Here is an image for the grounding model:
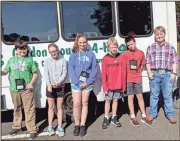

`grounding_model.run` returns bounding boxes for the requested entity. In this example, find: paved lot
[1,94,180,140]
